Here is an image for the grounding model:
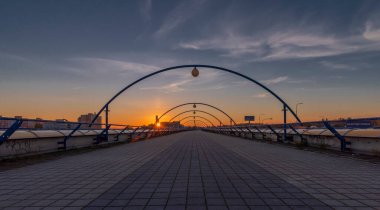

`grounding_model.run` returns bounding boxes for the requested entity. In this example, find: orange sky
[1,68,379,127]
